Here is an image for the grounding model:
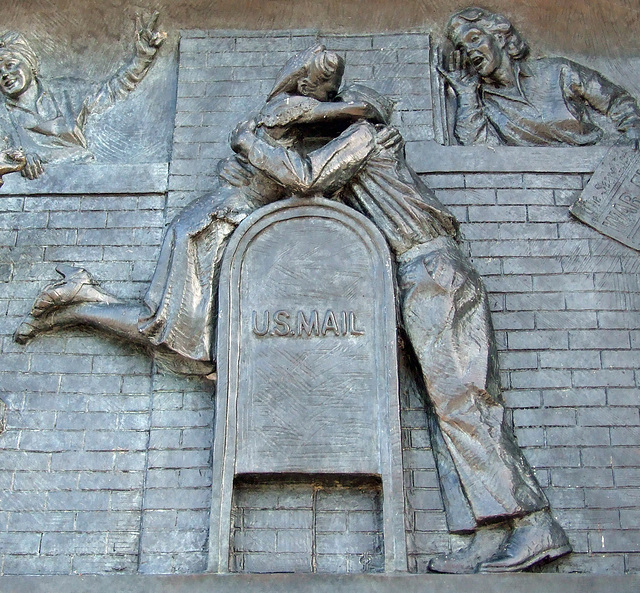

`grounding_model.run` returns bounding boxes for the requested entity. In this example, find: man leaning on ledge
[440,7,640,146]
